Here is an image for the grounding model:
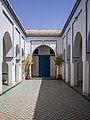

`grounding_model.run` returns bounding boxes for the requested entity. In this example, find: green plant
[22,54,33,79]
[54,54,64,79]
[54,54,64,66]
